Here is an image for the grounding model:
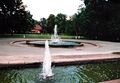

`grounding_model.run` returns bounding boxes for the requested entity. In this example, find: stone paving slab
[0,54,120,67]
